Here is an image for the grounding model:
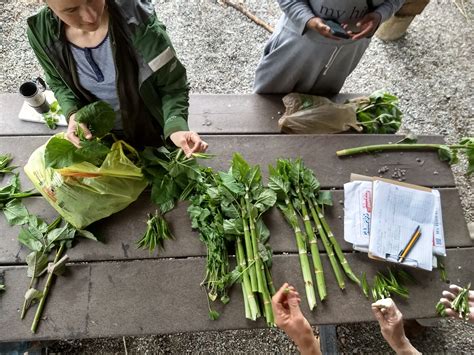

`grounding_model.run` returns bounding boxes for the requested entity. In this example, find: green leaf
[208,310,220,320]
[3,199,30,225]
[254,189,277,211]
[0,284,5,292]
[218,172,245,196]
[47,224,73,246]
[26,251,49,278]
[76,229,98,241]
[75,101,115,138]
[44,137,83,169]
[223,218,243,235]
[151,175,179,205]
[76,140,110,166]
[18,228,43,251]
[317,191,333,206]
